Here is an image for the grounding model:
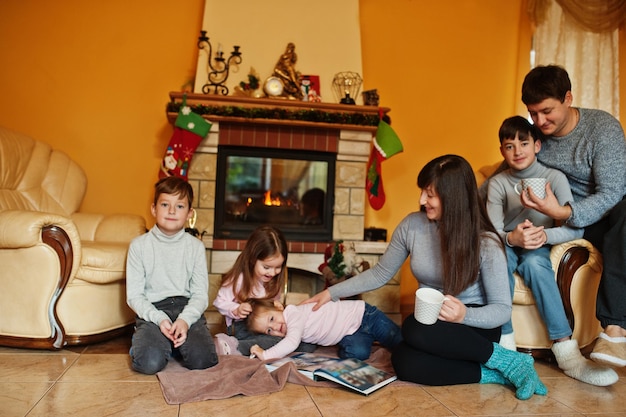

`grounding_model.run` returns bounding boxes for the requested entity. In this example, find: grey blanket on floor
[157,346,400,404]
